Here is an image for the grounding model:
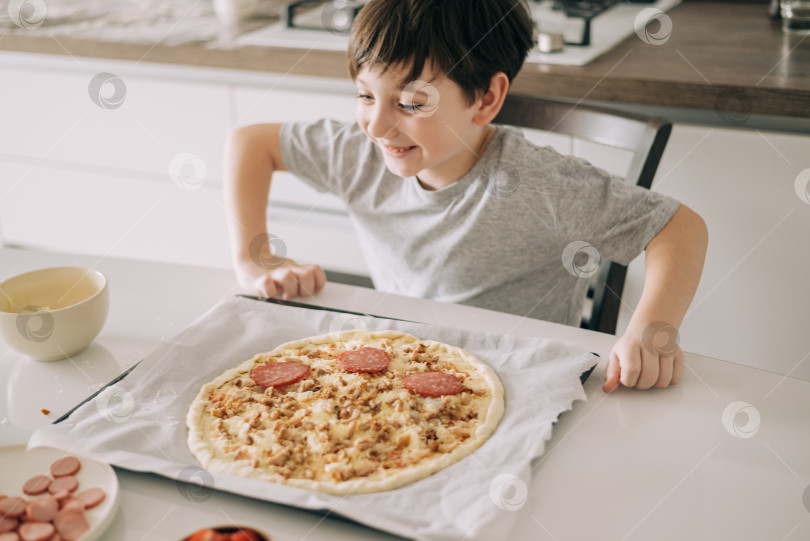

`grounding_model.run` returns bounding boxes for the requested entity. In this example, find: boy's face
[355,62,489,190]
